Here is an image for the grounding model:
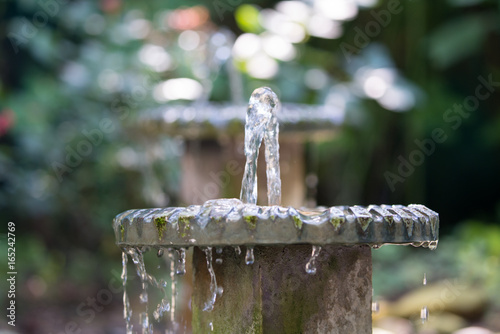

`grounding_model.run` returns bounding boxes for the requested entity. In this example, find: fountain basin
[113,199,438,248]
